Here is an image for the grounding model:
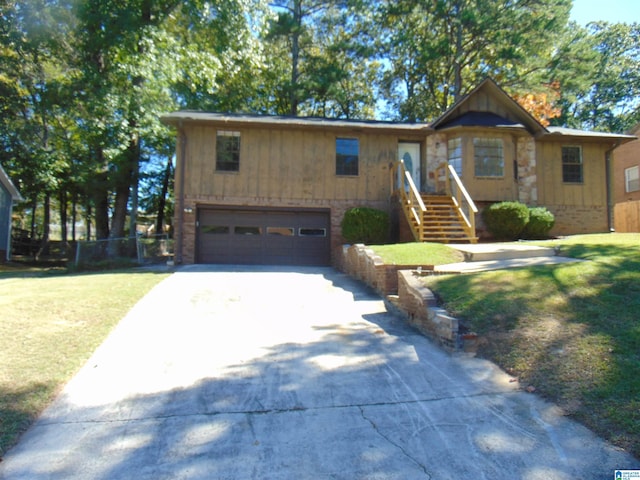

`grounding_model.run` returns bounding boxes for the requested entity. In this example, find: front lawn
[421,233,640,458]
[0,267,169,457]
[369,242,464,265]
